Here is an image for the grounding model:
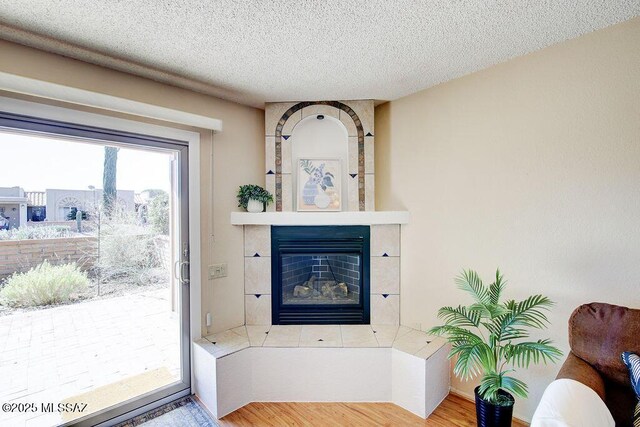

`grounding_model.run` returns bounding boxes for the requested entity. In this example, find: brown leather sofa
[556,302,640,426]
